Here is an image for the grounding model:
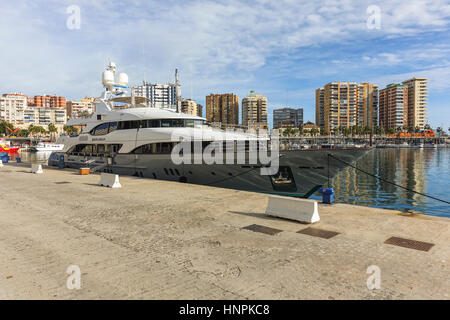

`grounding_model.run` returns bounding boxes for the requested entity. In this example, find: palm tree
[48,123,58,141]
[19,129,29,137]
